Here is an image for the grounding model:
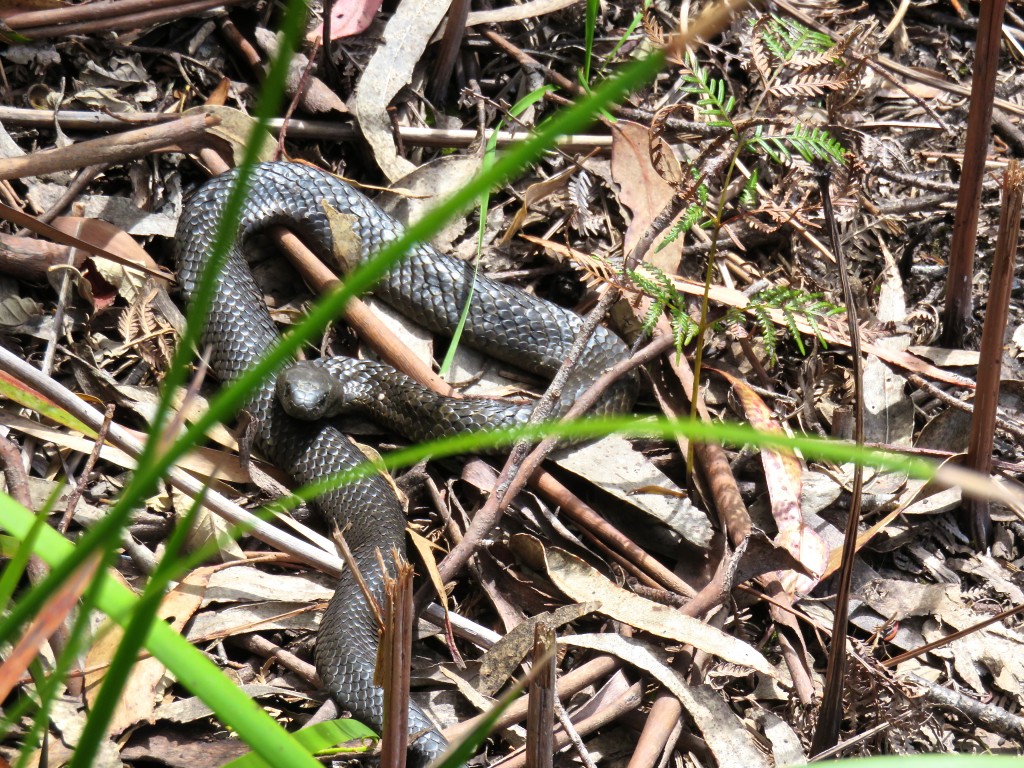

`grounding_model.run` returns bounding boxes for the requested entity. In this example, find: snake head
[276,362,341,420]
